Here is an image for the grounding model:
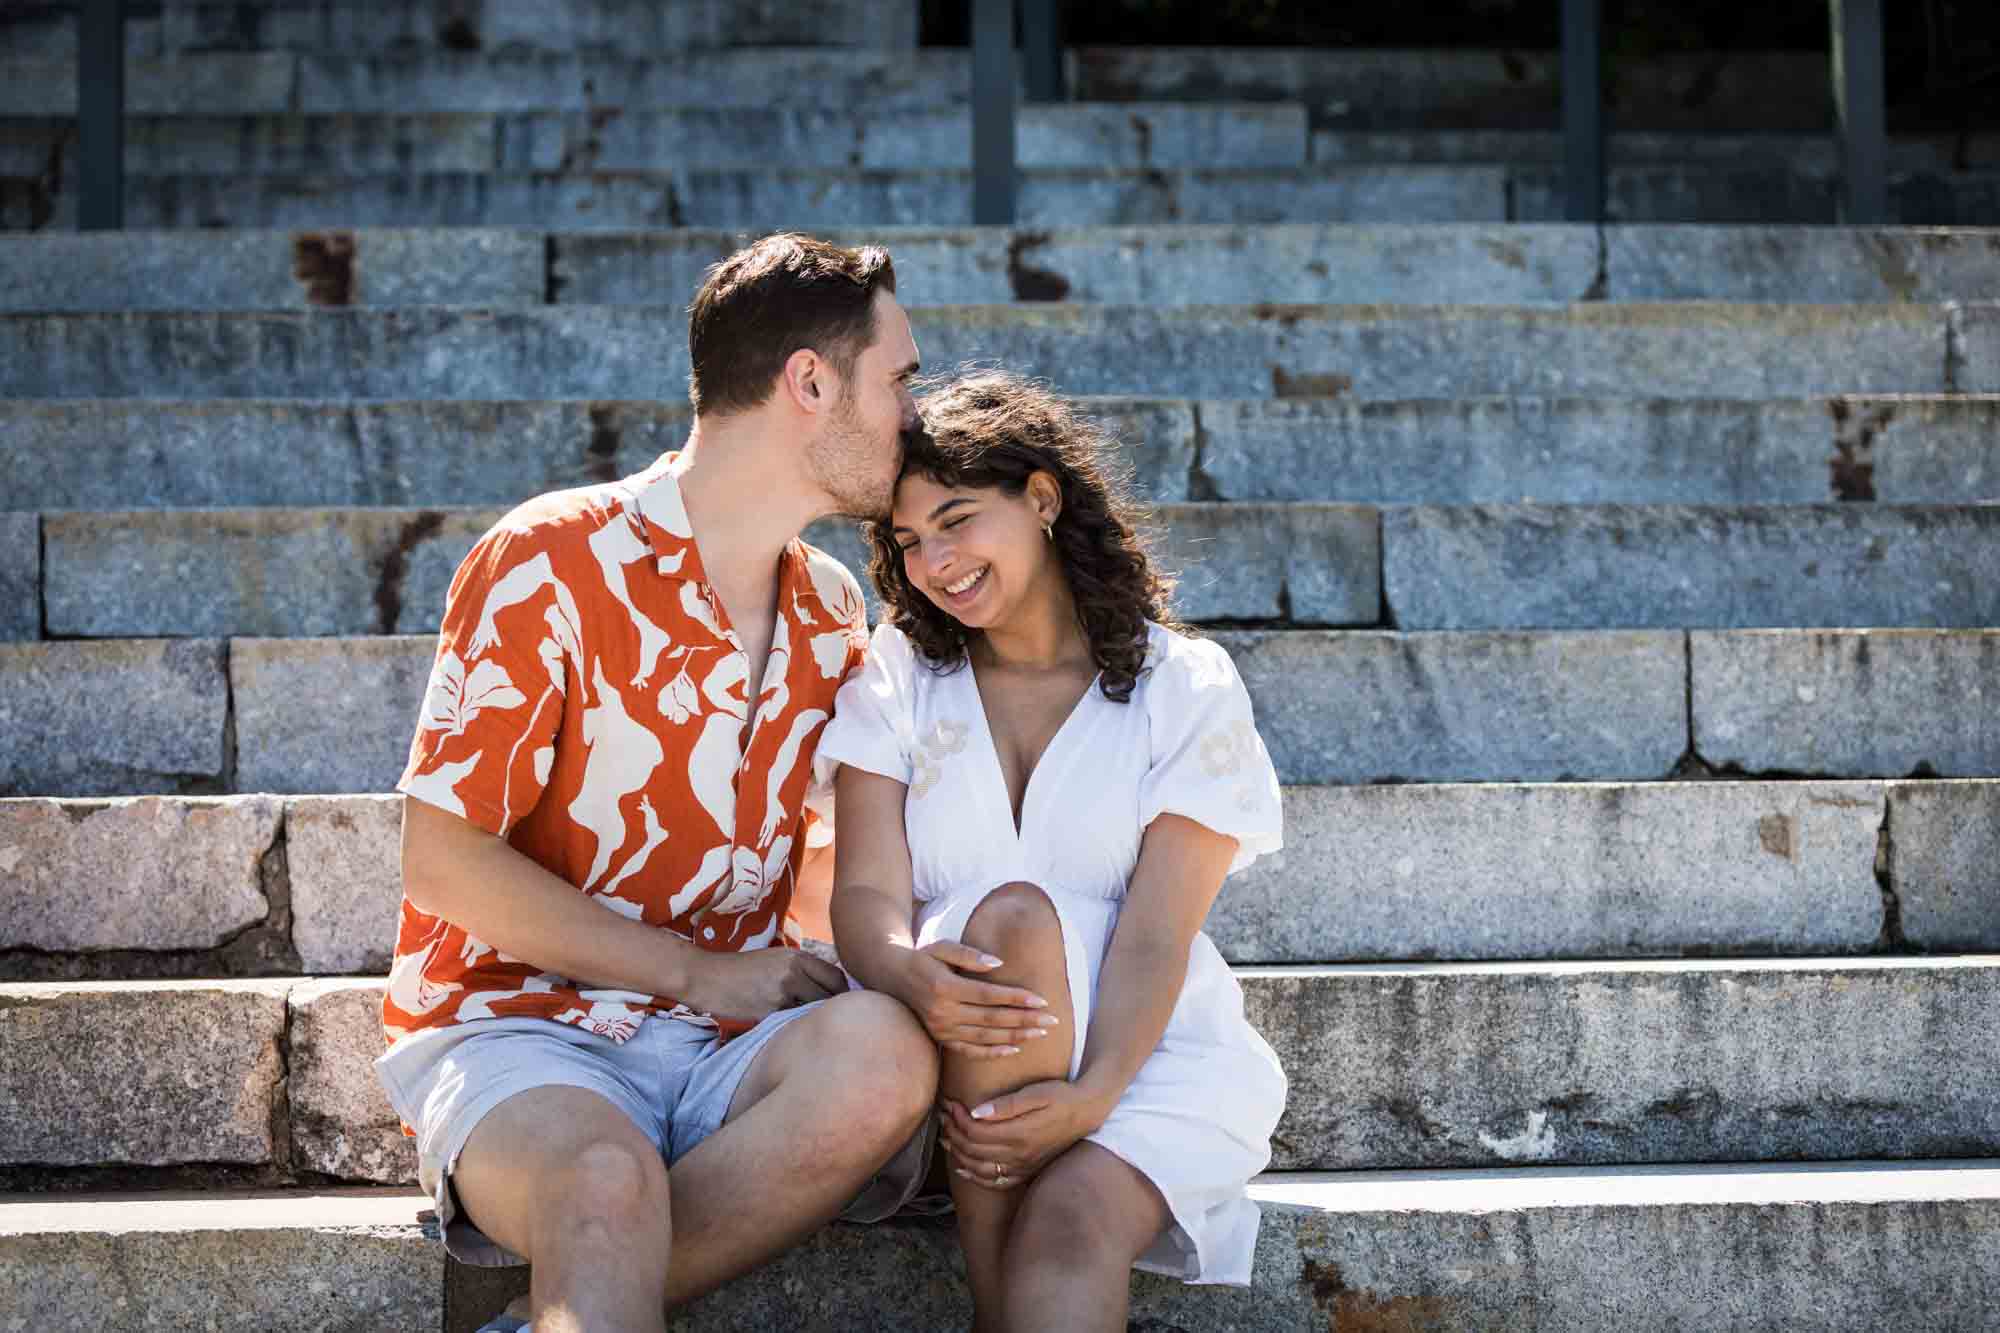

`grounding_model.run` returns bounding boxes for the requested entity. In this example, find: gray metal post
[1021,0,1065,103]
[78,0,127,230]
[1562,0,1604,223]
[1830,0,1889,223]
[972,0,1016,224]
